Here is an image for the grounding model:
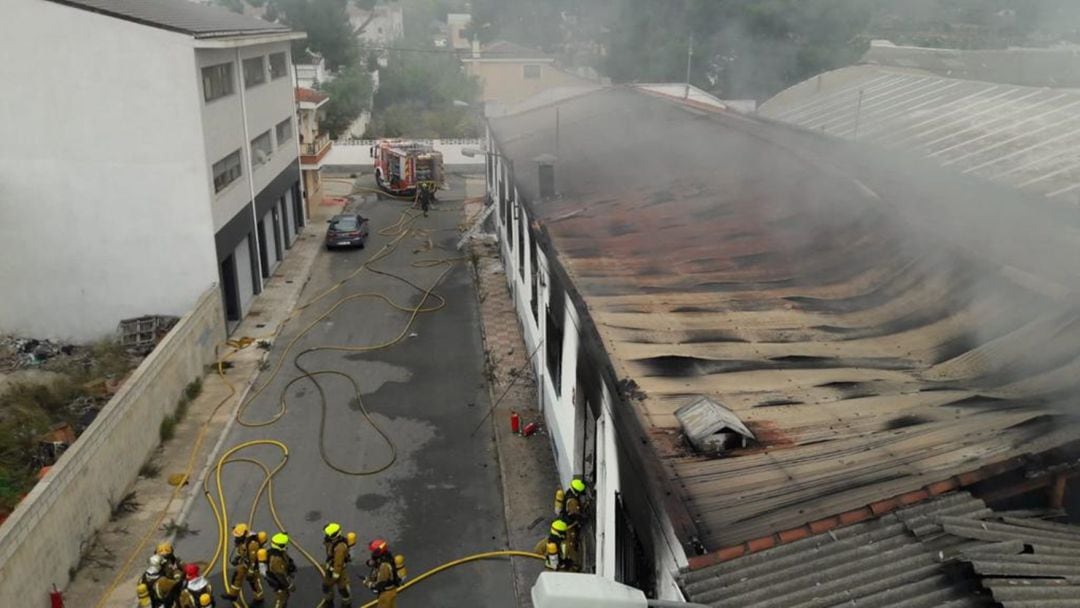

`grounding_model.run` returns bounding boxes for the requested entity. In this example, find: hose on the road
[97,180,520,608]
